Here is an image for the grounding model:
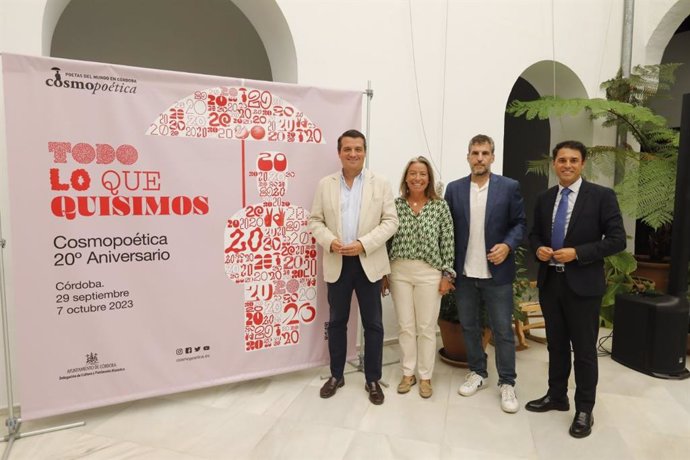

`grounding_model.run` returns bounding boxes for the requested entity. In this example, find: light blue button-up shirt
[340,171,364,244]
